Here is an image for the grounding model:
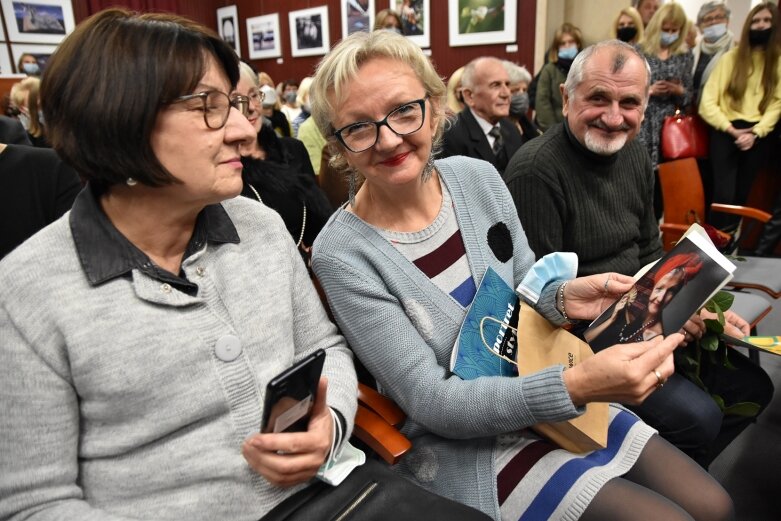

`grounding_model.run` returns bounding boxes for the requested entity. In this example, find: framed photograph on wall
[10,42,57,73]
[342,0,374,37]
[448,0,517,47]
[289,6,330,58]
[0,0,75,44]
[216,5,240,57]
[246,13,281,60]
[389,0,429,48]
[0,45,13,75]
